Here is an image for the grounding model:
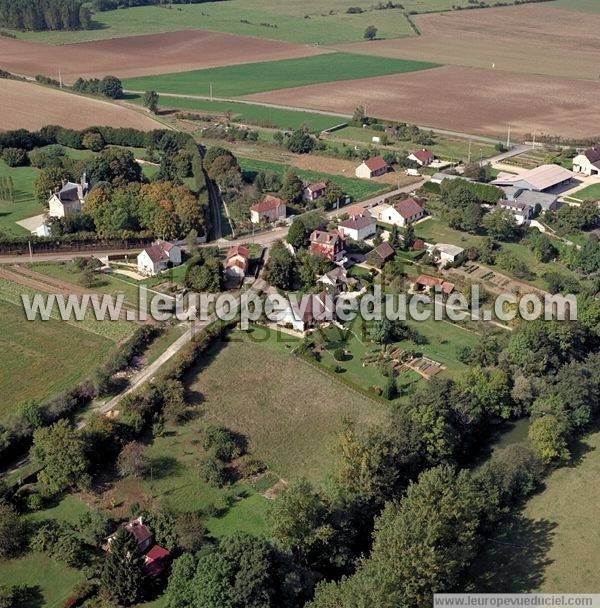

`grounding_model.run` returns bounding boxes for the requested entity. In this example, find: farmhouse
[497,199,534,224]
[137,240,182,276]
[573,147,600,176]
[337,213,376,241]
[492,164,574,193]
[303,181,327,201]
[429,243,465,267]
[502,188,560,213]
[366,241,395,268]
[408,148,435,167]
[413,274,455,295]
[47,175,89,218]
[225,245,250,280]
[378,198,425,227]
[309,229,345,261]
[250,195,286,224]
[355,156,389,179]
